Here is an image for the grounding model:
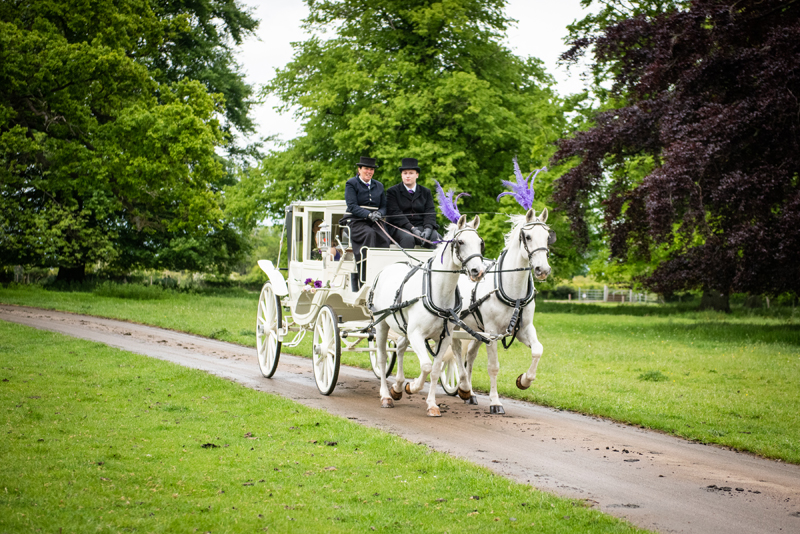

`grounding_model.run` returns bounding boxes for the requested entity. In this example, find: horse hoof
[390,387,403,401]
[381,398,394,408]
[516,374,530,390]
[427,406,442,417]
[405,383,413,395]
[489,405,505,415]
[466,395,479,405]
[457,388,472,401]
